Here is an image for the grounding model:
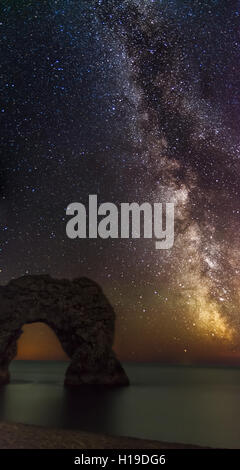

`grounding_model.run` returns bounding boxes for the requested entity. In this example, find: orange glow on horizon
[16,323,69,361]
